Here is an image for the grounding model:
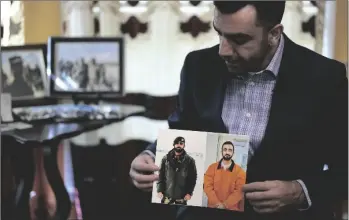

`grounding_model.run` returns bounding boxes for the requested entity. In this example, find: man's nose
[219,37,233,57]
